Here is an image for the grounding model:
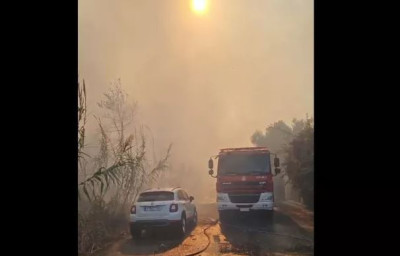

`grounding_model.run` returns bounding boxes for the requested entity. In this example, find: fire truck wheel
[264,210,274,221]
[130,227,141,239]
[218,211,229,223]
